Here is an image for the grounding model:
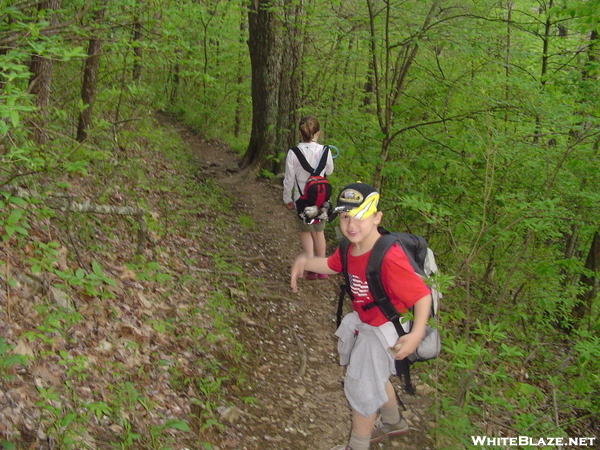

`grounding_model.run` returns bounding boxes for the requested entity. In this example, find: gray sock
[380,404,401,425]
[348,431,370,450]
